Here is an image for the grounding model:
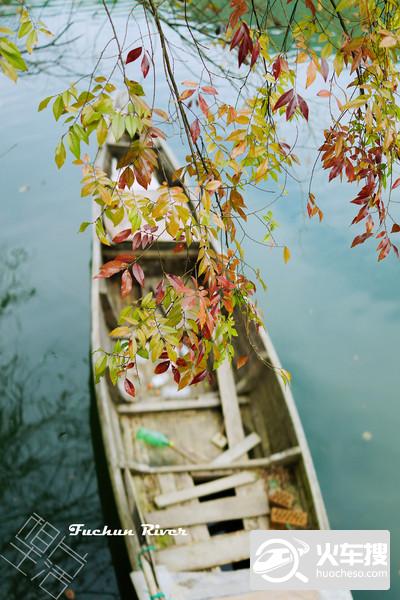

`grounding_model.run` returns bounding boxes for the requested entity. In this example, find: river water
[0,2,398,598]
